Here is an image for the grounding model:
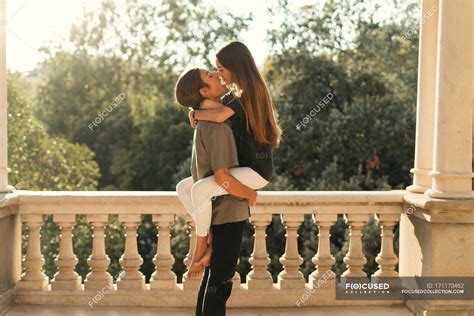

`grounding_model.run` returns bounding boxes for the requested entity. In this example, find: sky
[3,0,271,72]
[4,0,401,72]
